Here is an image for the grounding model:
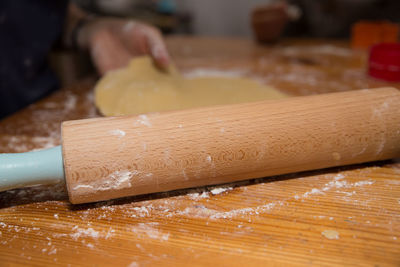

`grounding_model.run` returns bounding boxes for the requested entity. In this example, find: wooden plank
[0,37,399,266]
